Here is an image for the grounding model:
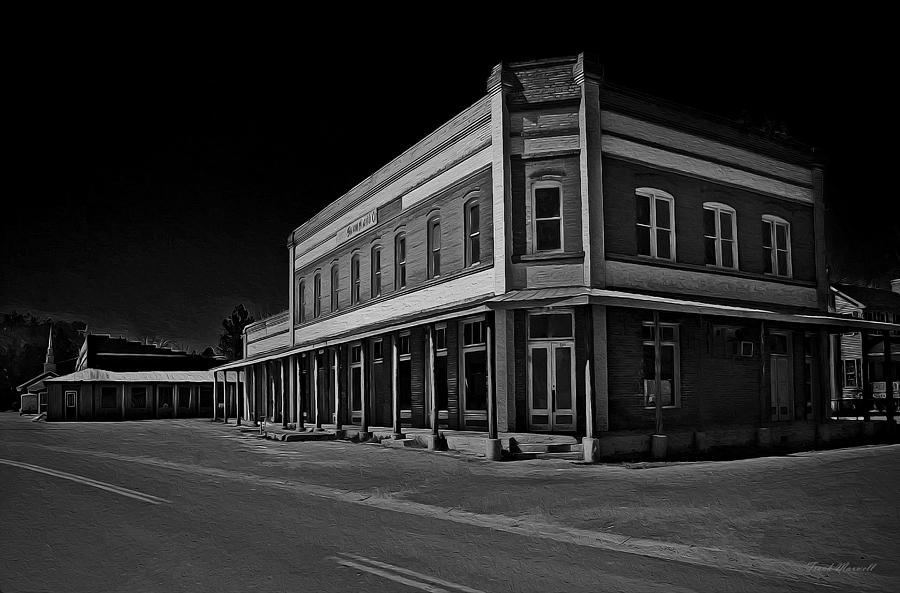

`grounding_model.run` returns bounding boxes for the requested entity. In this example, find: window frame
[350,253,361,306]
[434,322,447,355]
[703,201,739,270]
[371,245,382,298]
[635,187,677,261]
[464,199,481,267]
[130,385,148,409]
[761,214,792,278]
[330,263,340,313]
[398,330,412,360]
[531,180,564,253]
[313,272,322,318]
[297,278,306,323]
[641,320,681,409]
[65,390,77,408]
[373,338,384,363]
[394,232,407,290]
[427,215,442,279]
